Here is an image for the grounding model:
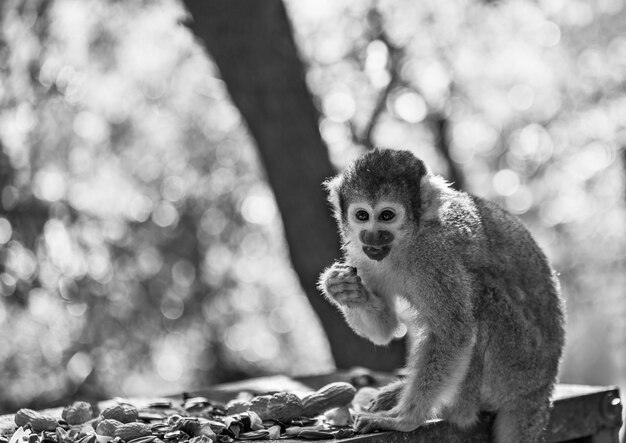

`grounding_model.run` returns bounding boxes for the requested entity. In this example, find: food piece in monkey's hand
[319,148,565,442]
